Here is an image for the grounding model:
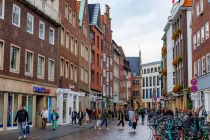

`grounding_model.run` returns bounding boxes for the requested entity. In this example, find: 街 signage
[33,87,50,93]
